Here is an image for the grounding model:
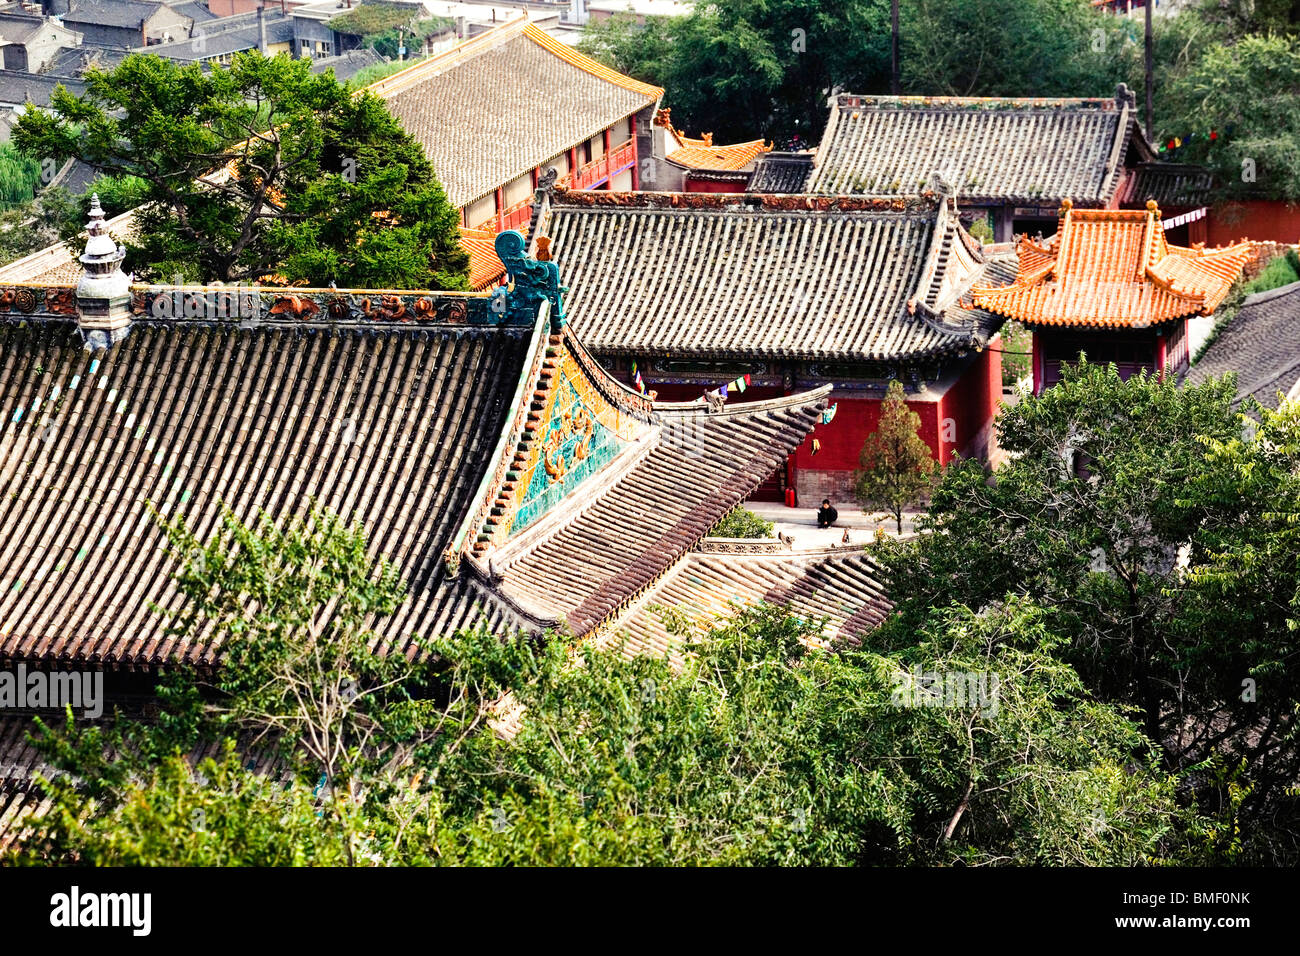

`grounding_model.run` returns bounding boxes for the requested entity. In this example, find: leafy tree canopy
[13,51,468,288]
[1156,32,1300,202]
[5,502,1221,866]
[871,362,1300,863]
